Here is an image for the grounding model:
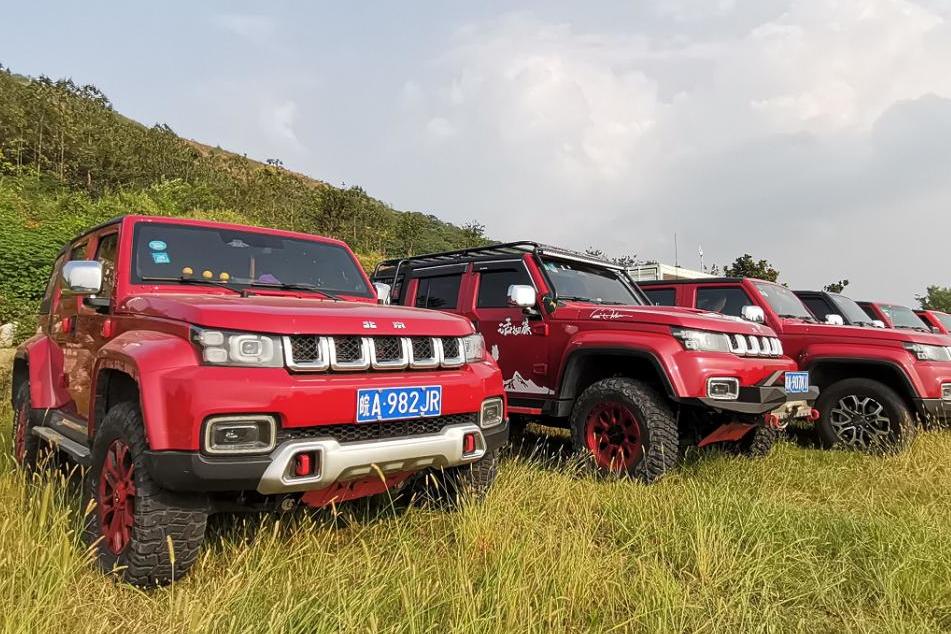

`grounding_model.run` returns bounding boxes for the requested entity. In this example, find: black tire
[82,401,209,587]
[403,448,499,508]
[569,377,678,483]
[12,382,42,470]
[728,425,779,458]
[815,378,916,454]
